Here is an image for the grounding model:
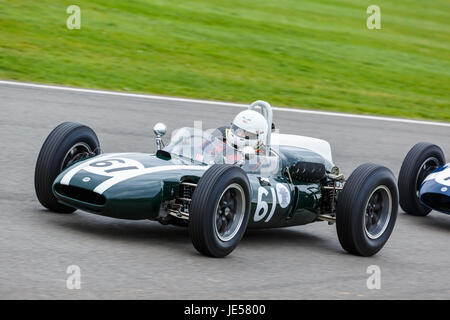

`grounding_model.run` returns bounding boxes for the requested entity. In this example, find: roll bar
[249,100,273,153]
